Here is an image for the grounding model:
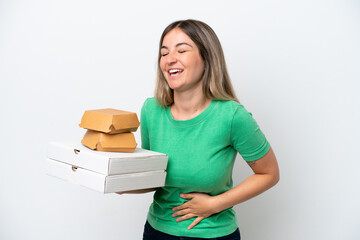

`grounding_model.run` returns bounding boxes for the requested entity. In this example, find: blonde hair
[155,19,239,107]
